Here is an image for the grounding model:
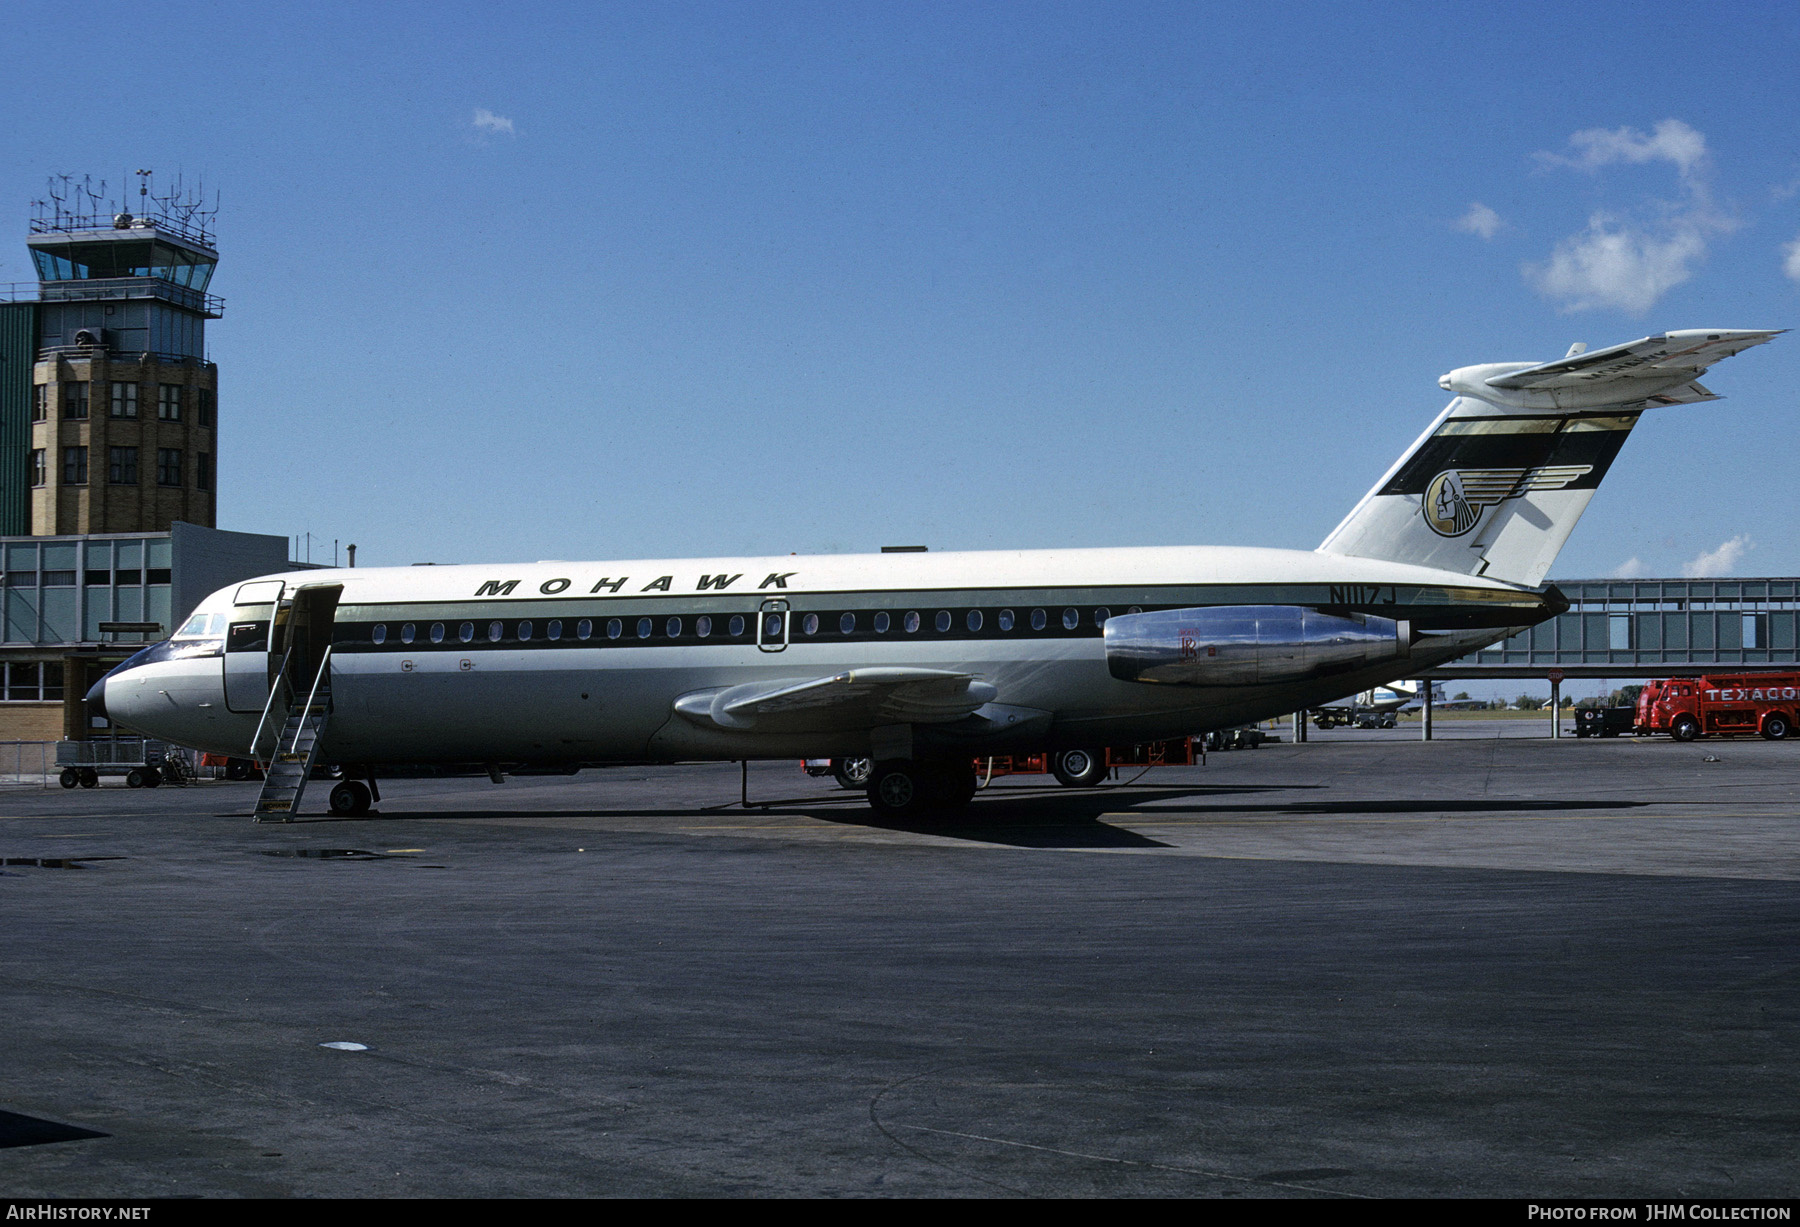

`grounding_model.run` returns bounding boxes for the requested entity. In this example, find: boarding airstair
[251,650,332,821]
